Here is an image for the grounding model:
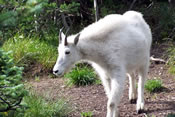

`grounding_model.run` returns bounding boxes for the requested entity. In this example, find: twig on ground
[150,56,166,64]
